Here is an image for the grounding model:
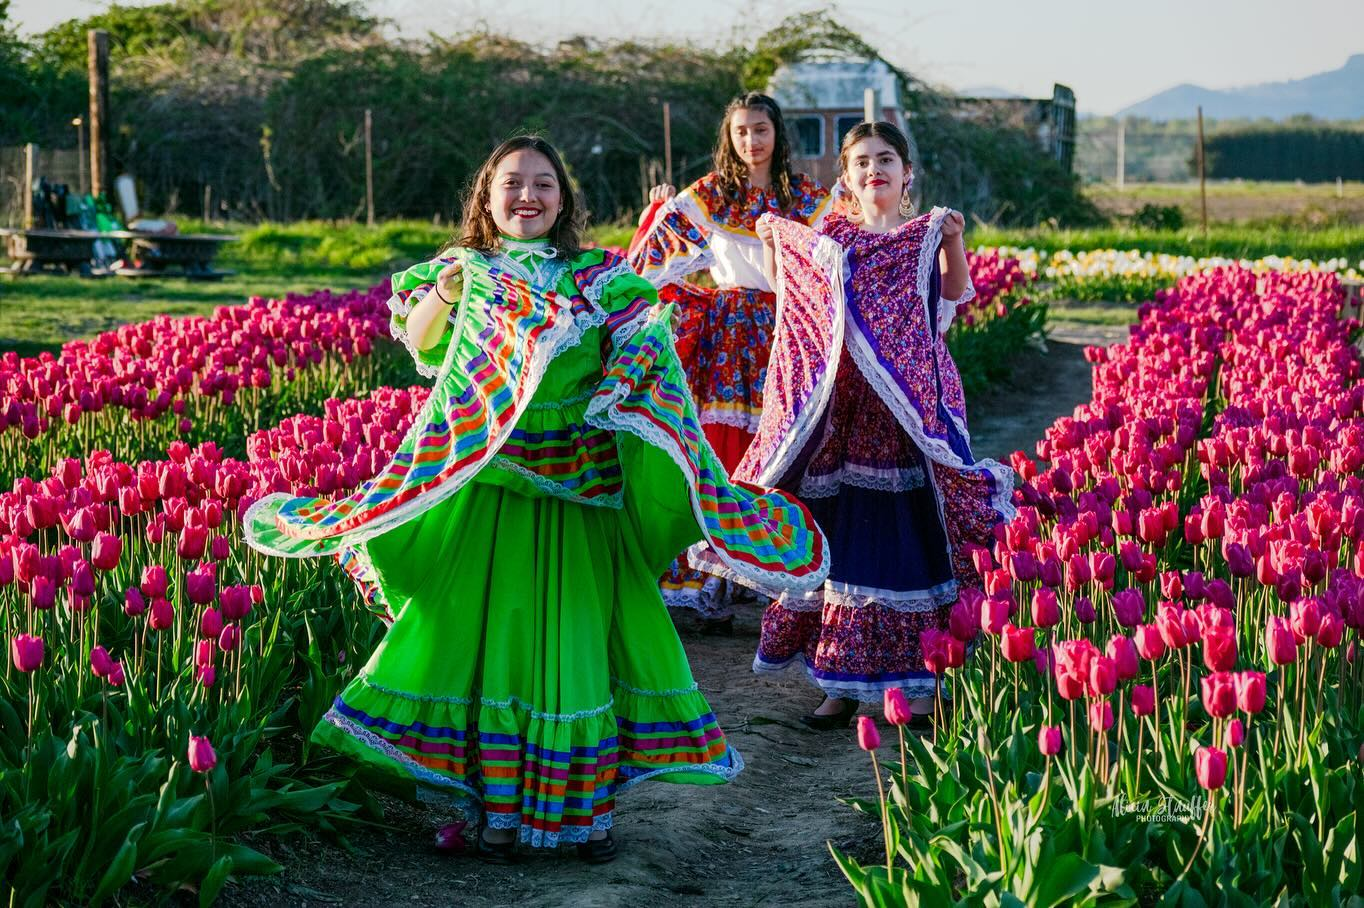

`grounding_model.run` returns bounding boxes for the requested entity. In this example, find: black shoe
[800,699,858,731]
[474,825,518,865]
[699,615,734,637]
[577,830,618,864]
